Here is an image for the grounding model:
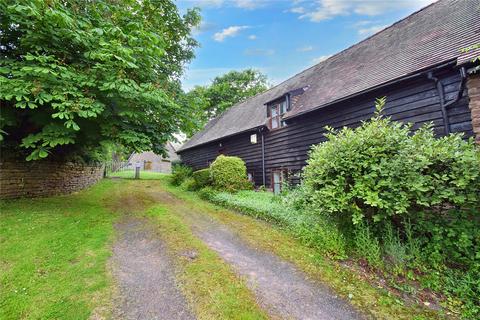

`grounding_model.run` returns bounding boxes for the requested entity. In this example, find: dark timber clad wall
[179,68,473,188]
